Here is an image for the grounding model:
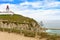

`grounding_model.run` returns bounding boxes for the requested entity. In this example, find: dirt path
[0,31,38,40]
